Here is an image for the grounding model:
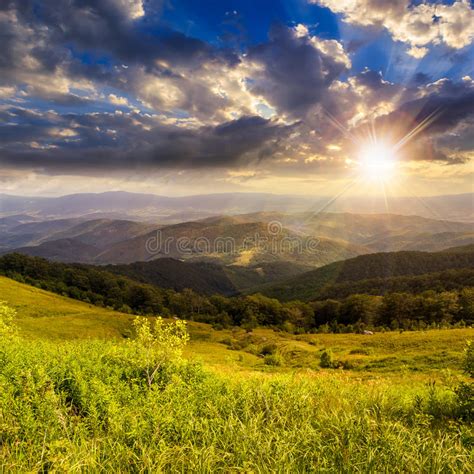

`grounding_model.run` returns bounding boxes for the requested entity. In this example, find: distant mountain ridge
[216,211,473,251]
[2,211,473,267]
[0,218,154,253]
[94,219,367,266]
[1,191,473,222]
